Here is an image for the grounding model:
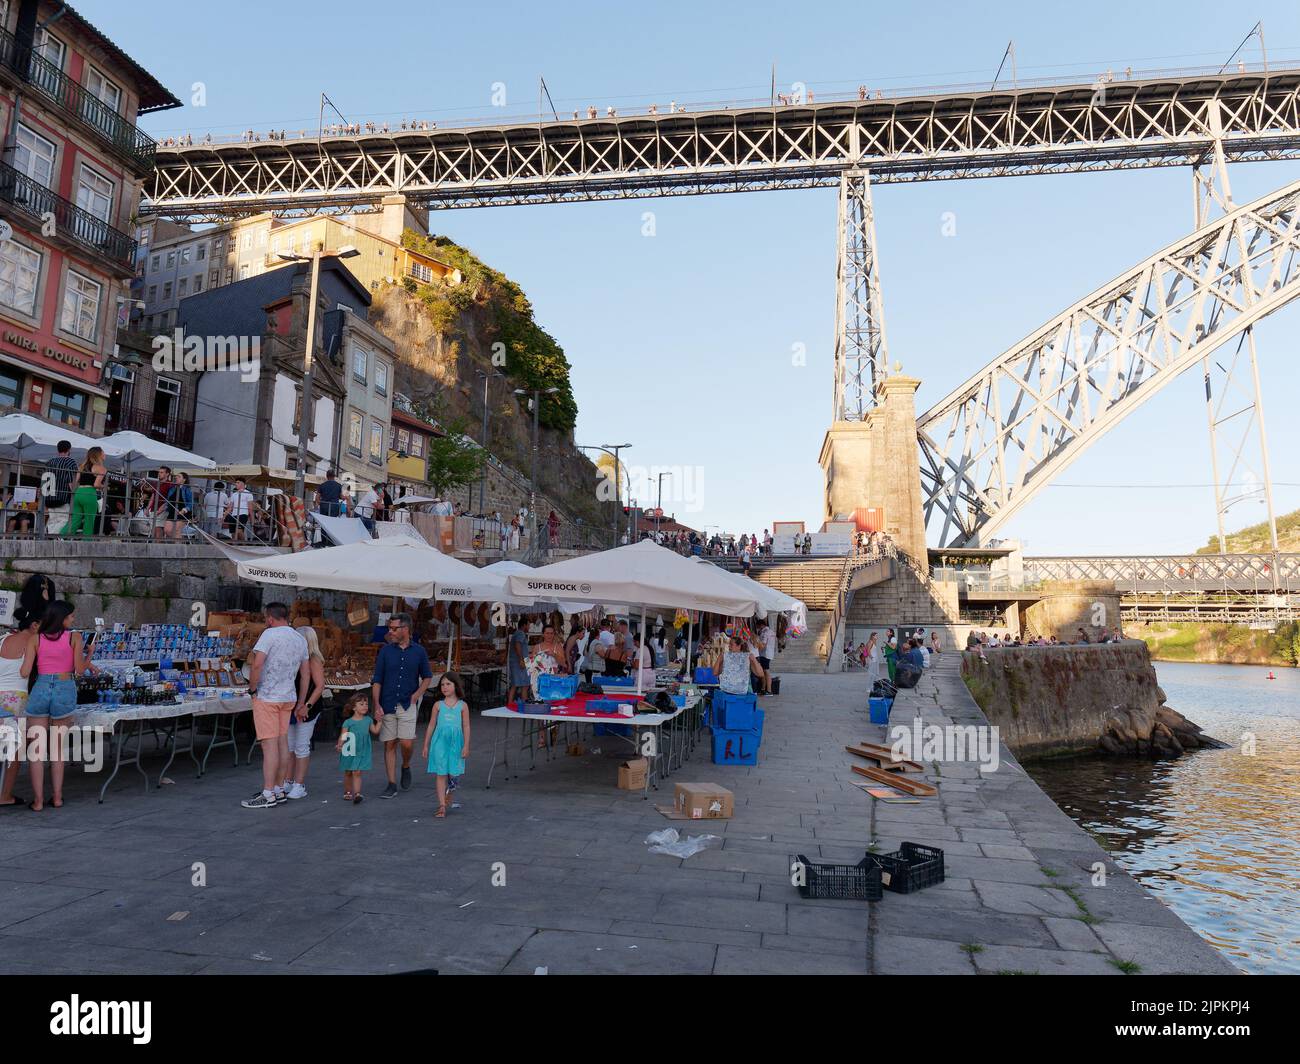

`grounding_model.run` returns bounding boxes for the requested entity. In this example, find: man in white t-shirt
[356,486,379,532]
[222,478,258,542]
[241,603,310,809]
[204,482,231,535]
